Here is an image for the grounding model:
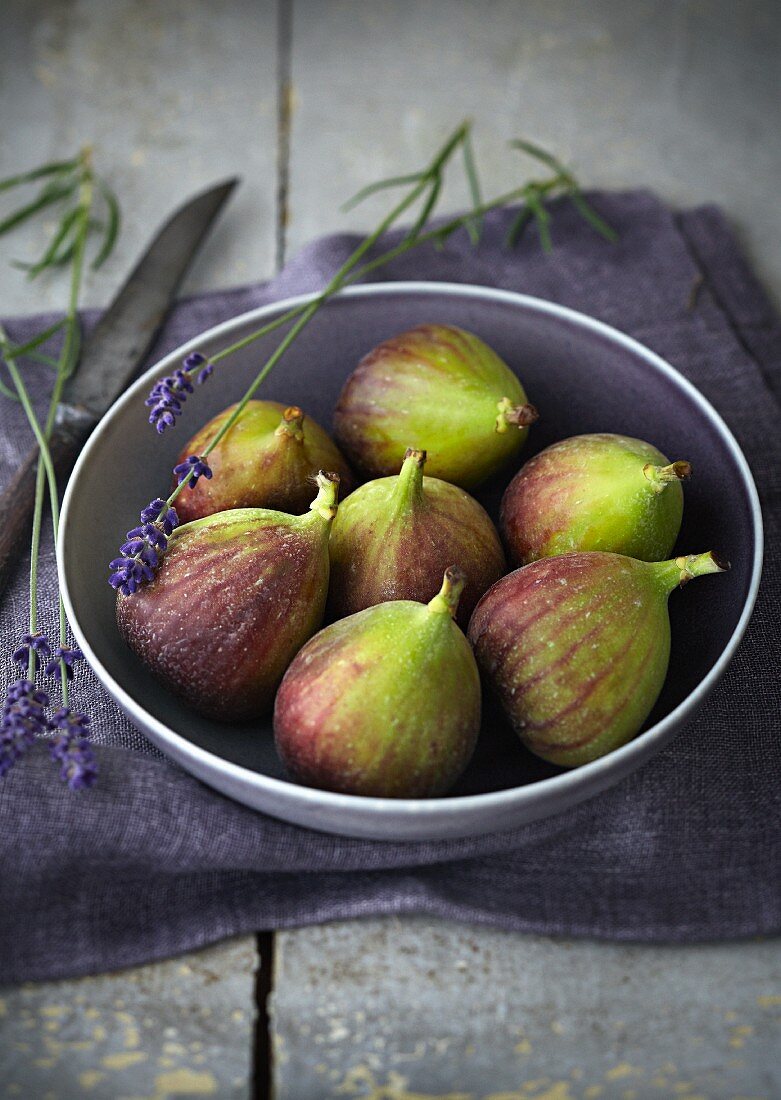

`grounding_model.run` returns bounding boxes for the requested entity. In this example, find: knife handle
[0,405,96,601]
